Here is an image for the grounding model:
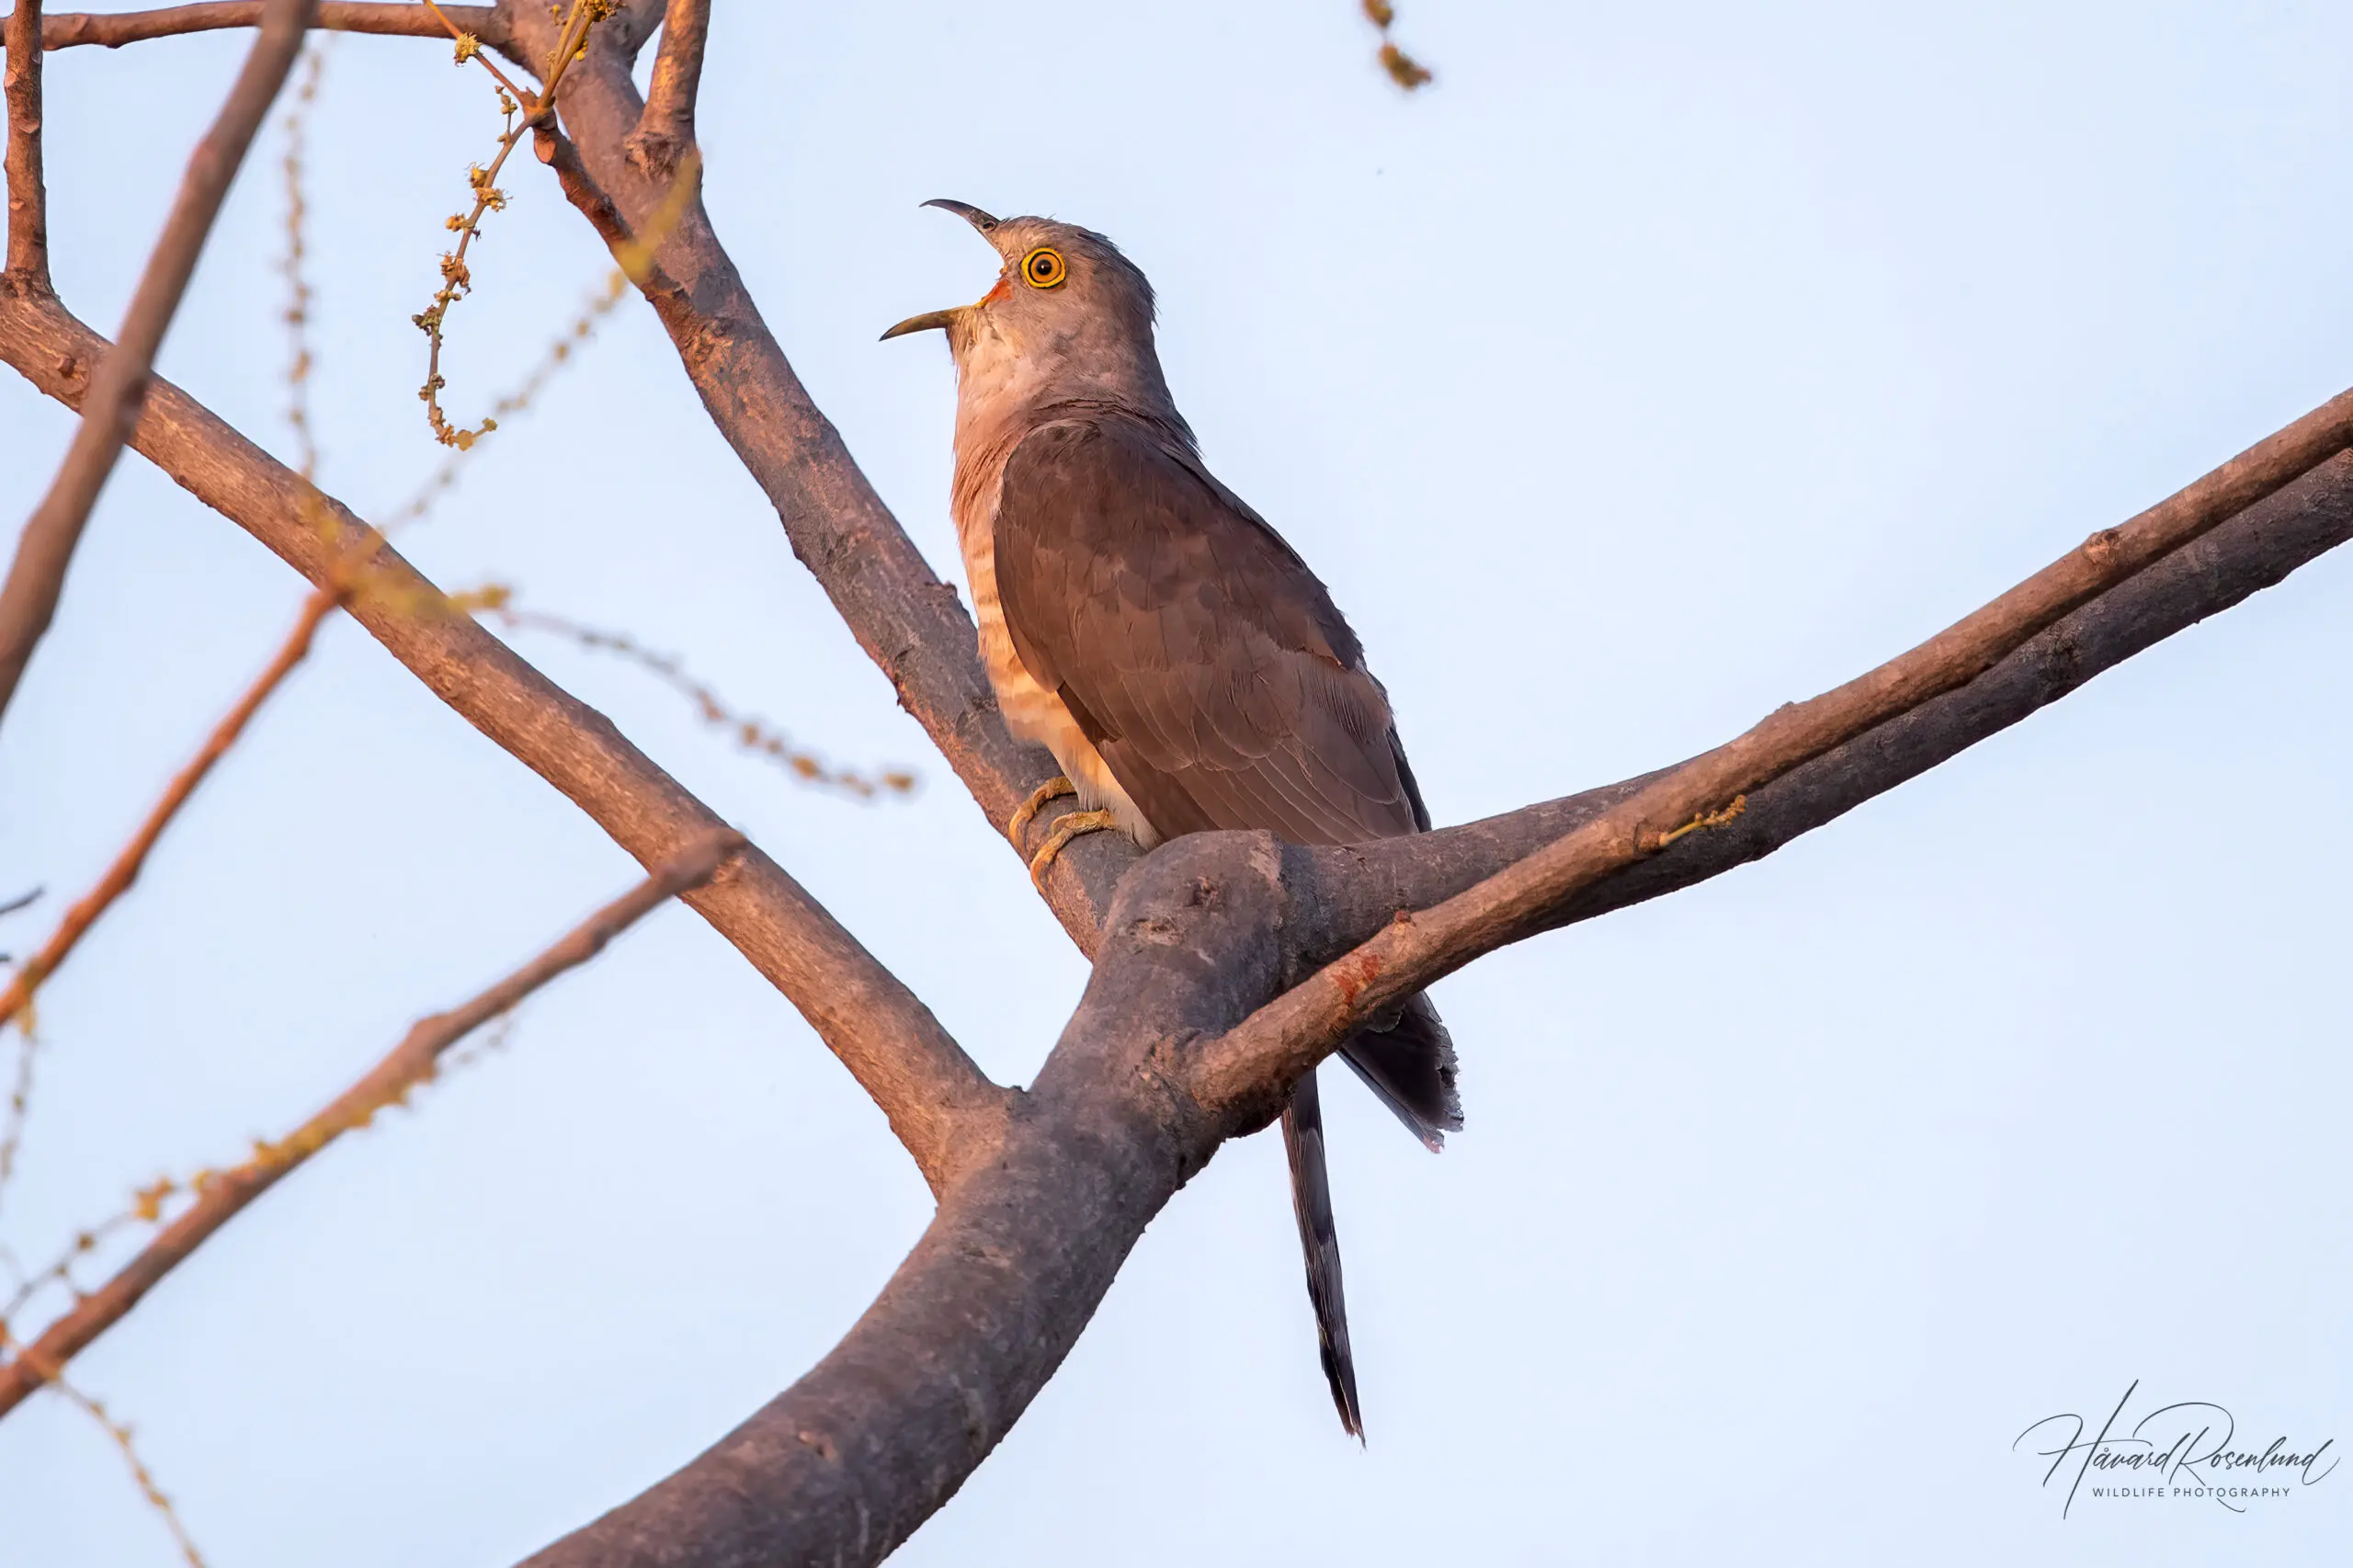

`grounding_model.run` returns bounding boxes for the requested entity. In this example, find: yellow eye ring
[1020,246,1068,289]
